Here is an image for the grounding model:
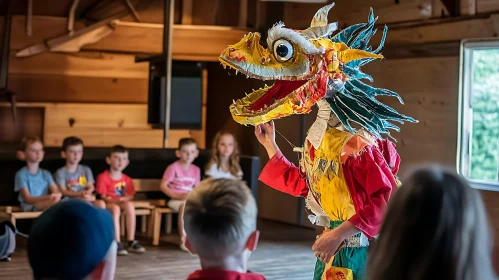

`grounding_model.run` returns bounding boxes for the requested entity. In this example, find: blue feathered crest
[326,8,417,139]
